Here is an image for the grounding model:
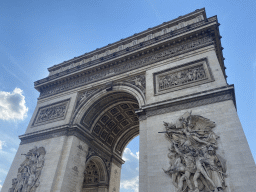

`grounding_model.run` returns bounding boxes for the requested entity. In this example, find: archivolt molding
[71,83,145,126]
[113,125,139,156]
